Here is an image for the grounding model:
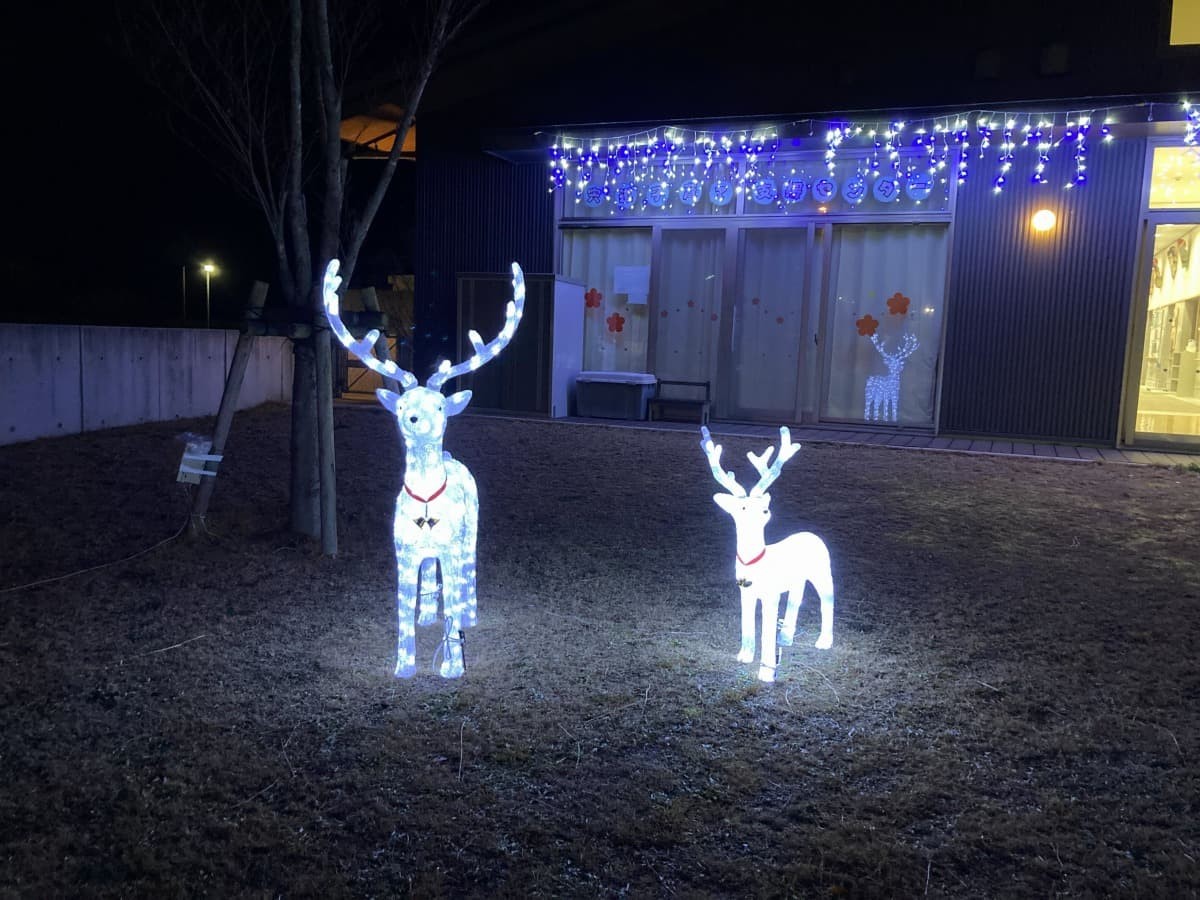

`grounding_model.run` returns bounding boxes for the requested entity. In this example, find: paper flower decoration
[585,288,603,309]
[886,292,911,315]
[855,314,879,337]
[607,312,626,333]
